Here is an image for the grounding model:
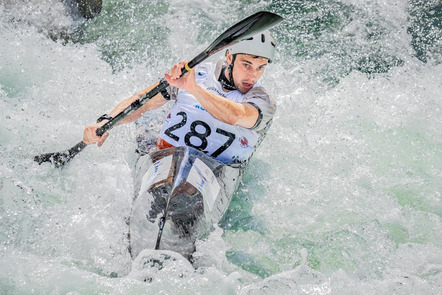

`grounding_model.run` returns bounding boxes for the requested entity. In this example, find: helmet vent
[228,31,276,62]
